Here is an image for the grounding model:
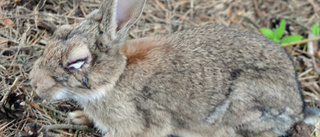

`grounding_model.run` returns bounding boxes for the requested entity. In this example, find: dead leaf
[2,19,14,26]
